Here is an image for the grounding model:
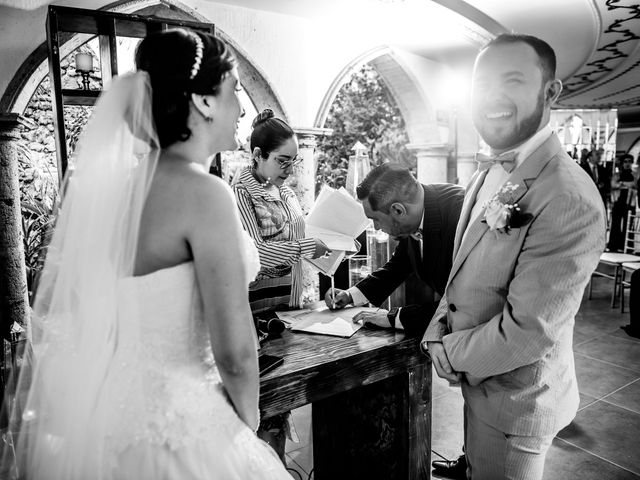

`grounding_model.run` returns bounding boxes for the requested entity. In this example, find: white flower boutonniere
[482,182,532,234]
